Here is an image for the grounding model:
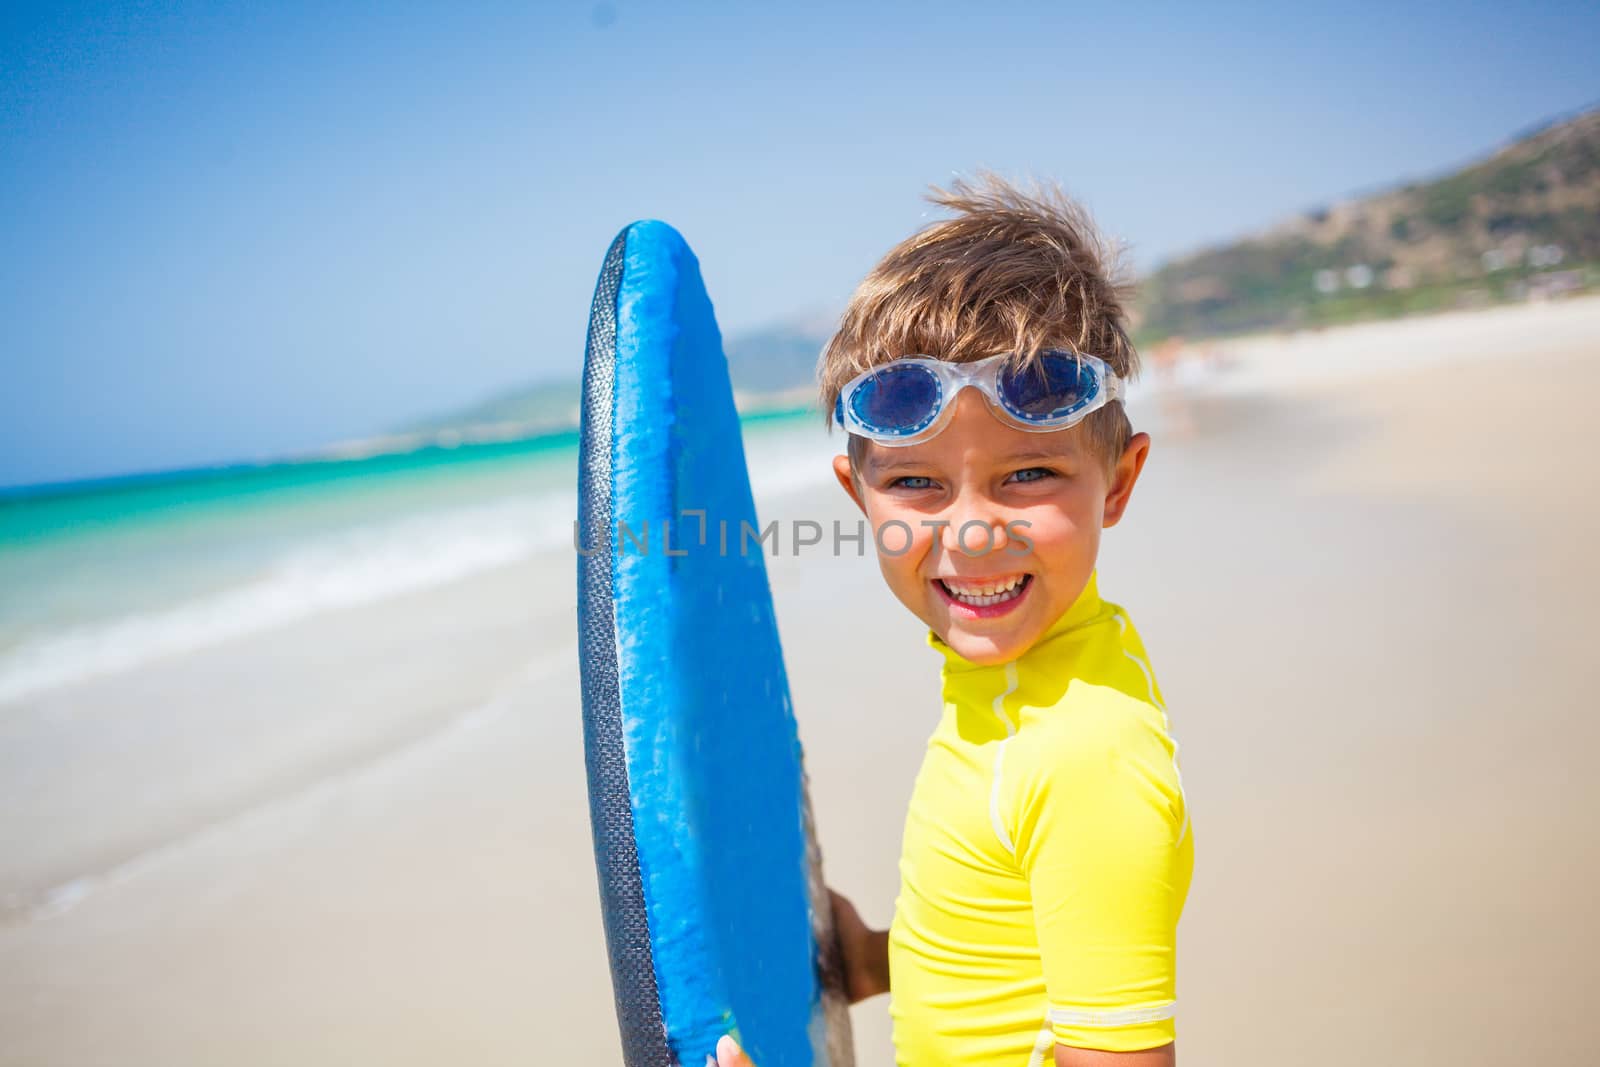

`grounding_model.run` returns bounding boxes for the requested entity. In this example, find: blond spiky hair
[818,174,1140,467]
